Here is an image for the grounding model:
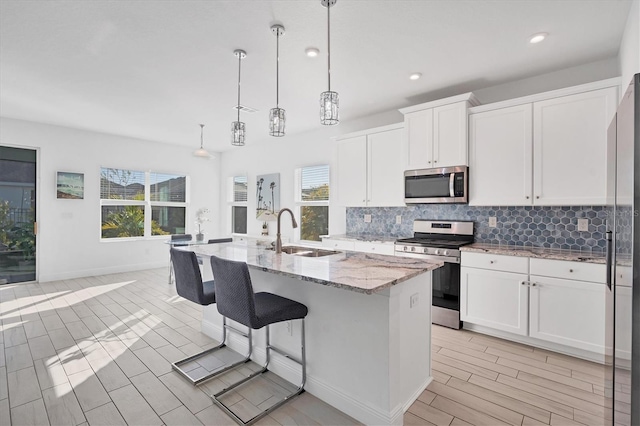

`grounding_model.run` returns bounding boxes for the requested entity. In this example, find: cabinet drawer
[529,258,605,283]
[461,252,529,274]
[353,241,395,255]
[322,239,355,251]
